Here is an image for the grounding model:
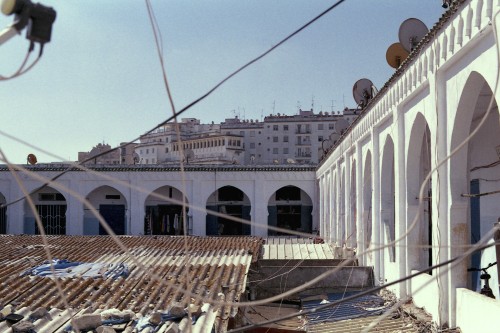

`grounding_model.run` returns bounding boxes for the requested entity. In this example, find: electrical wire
[0,0,348,210]
[1,1,498,331]
[228,240,500,332]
